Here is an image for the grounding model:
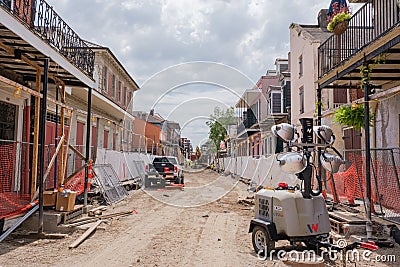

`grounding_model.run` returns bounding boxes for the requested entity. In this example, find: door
[103,130,109,149]
[91,125,97,159]
[343,128,362,161]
